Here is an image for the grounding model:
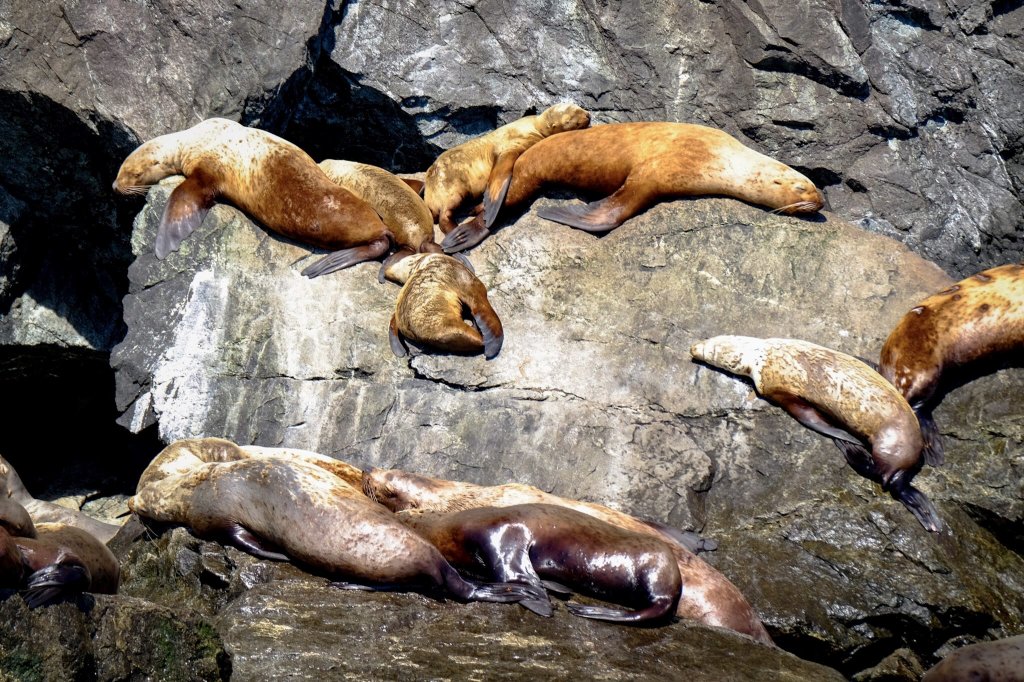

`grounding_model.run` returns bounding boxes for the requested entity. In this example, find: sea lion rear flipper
[482,151,517,228]
[892,484,943,533]
[472,581,553,615]
[155,174,216,259]
[540,579,574,596]
[22,562,91,608]
[401,178,425,195]
[441,216,489,253]
[467,301,503,360]
[770,392,862,444]
[831,438,880,480]
[917,410,945,466]
[642,518,719,554]
[226,524,290,561]
[567,599,675,624]
[389,315,408,358]
[301,237,390,278]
